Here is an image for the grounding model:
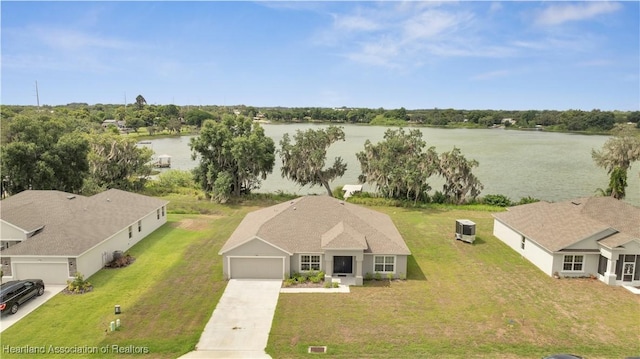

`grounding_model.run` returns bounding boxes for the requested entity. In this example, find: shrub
[364,272,373,281]
[66,272,93,294]
[517,196,540,205]
[482,194,512,207]
[374,272,382,281]
[332,186,345,200]
[430,191,448,204]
